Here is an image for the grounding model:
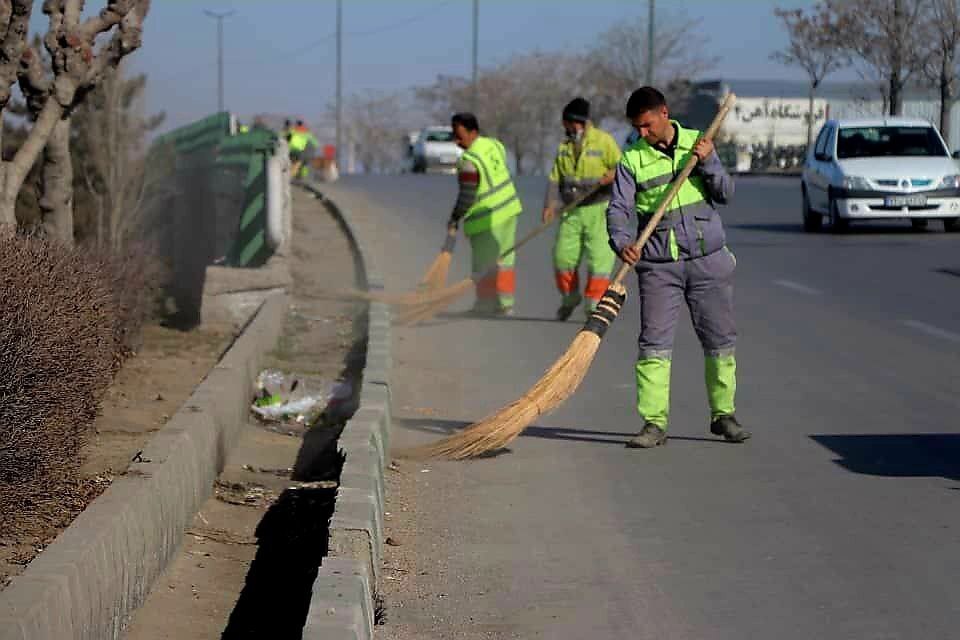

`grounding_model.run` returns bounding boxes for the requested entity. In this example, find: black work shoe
[710,415,752,443]
[555,304,576,321]
[625,422,668,448]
